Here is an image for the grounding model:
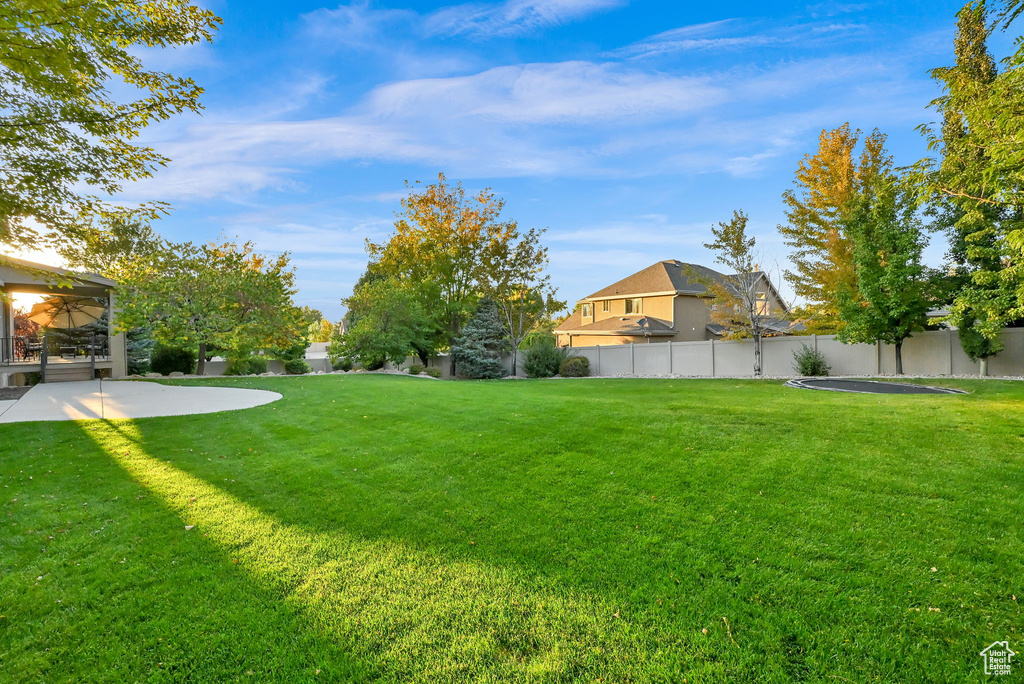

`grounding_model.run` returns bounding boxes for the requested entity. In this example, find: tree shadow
[73,417,712,682]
